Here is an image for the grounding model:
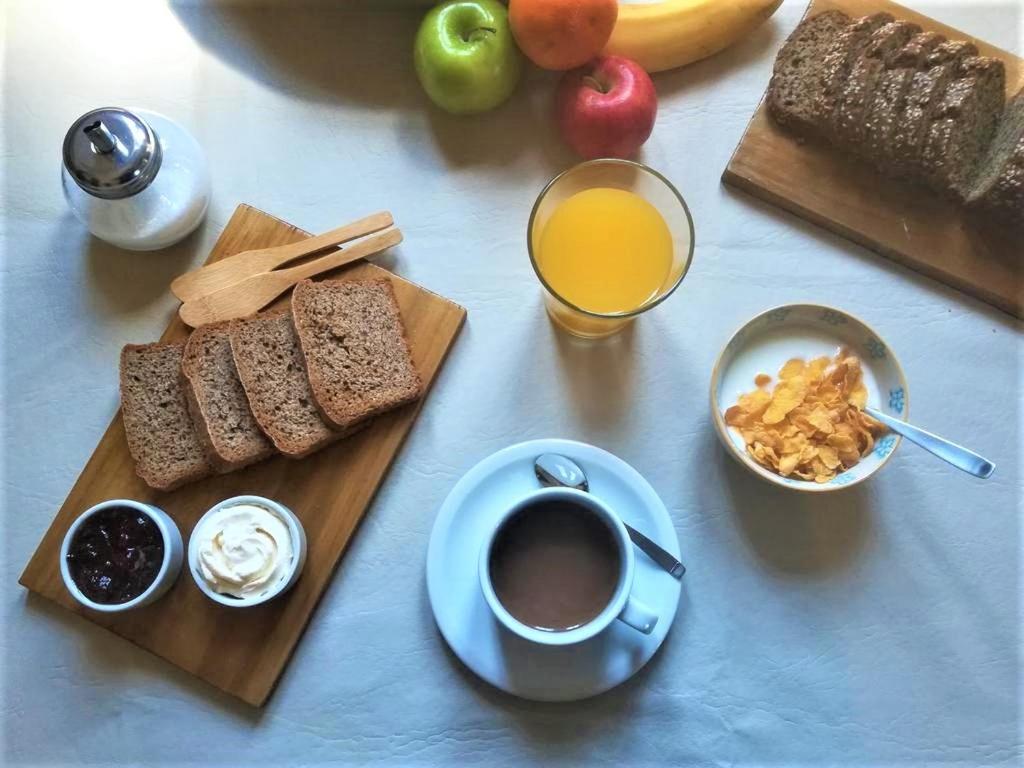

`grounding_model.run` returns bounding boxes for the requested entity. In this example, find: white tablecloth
[3,1,1021,765]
